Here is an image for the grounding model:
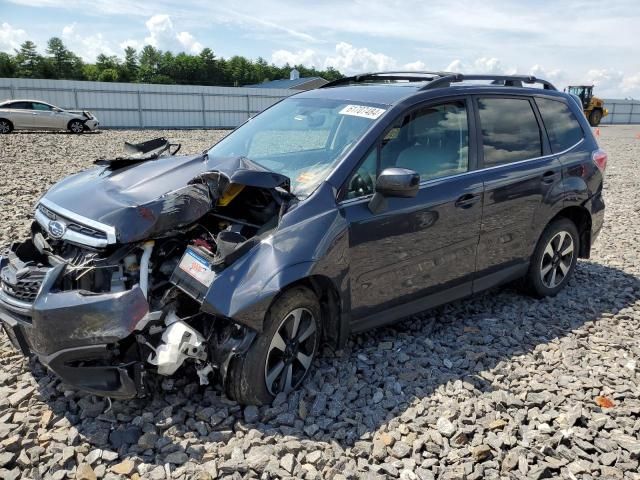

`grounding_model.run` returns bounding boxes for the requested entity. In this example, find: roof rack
[320,71,557,91]
[420,74,557,91]
[320,71,452,88]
